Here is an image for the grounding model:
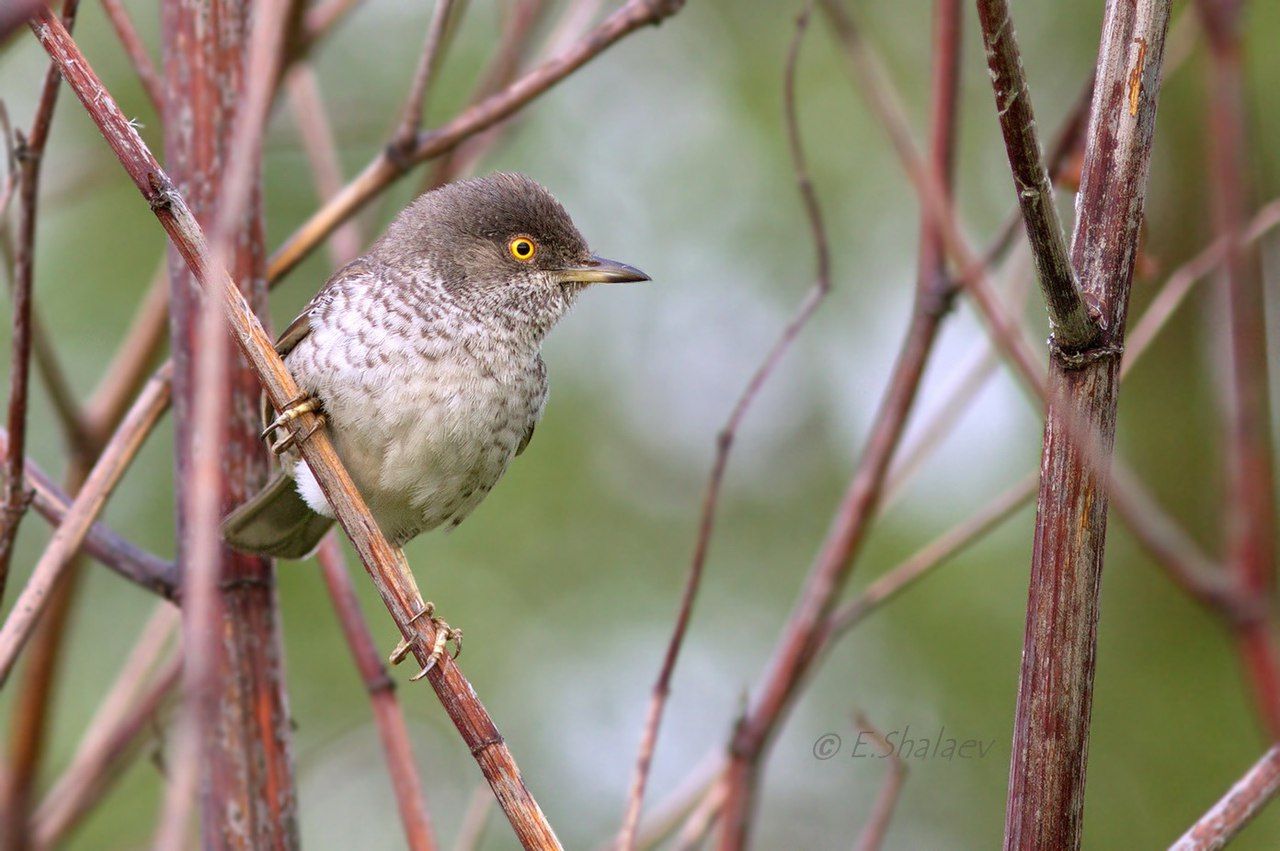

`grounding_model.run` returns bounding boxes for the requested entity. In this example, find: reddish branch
[0,0,80,606]
[1194,0,1280,738]
[1003,3,1173,848]
[99,0,164,112]
[154,1,299,845]
[33,618,180,847]
[0,364,171,687]
[0,428,175,597]
[1169,745,1280,850]
[317,536,438,850]
[389,0,459,159]
[29,10,568,846]
[717,2,964,845]
[851,713,908,851]
[617,7,833,848]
